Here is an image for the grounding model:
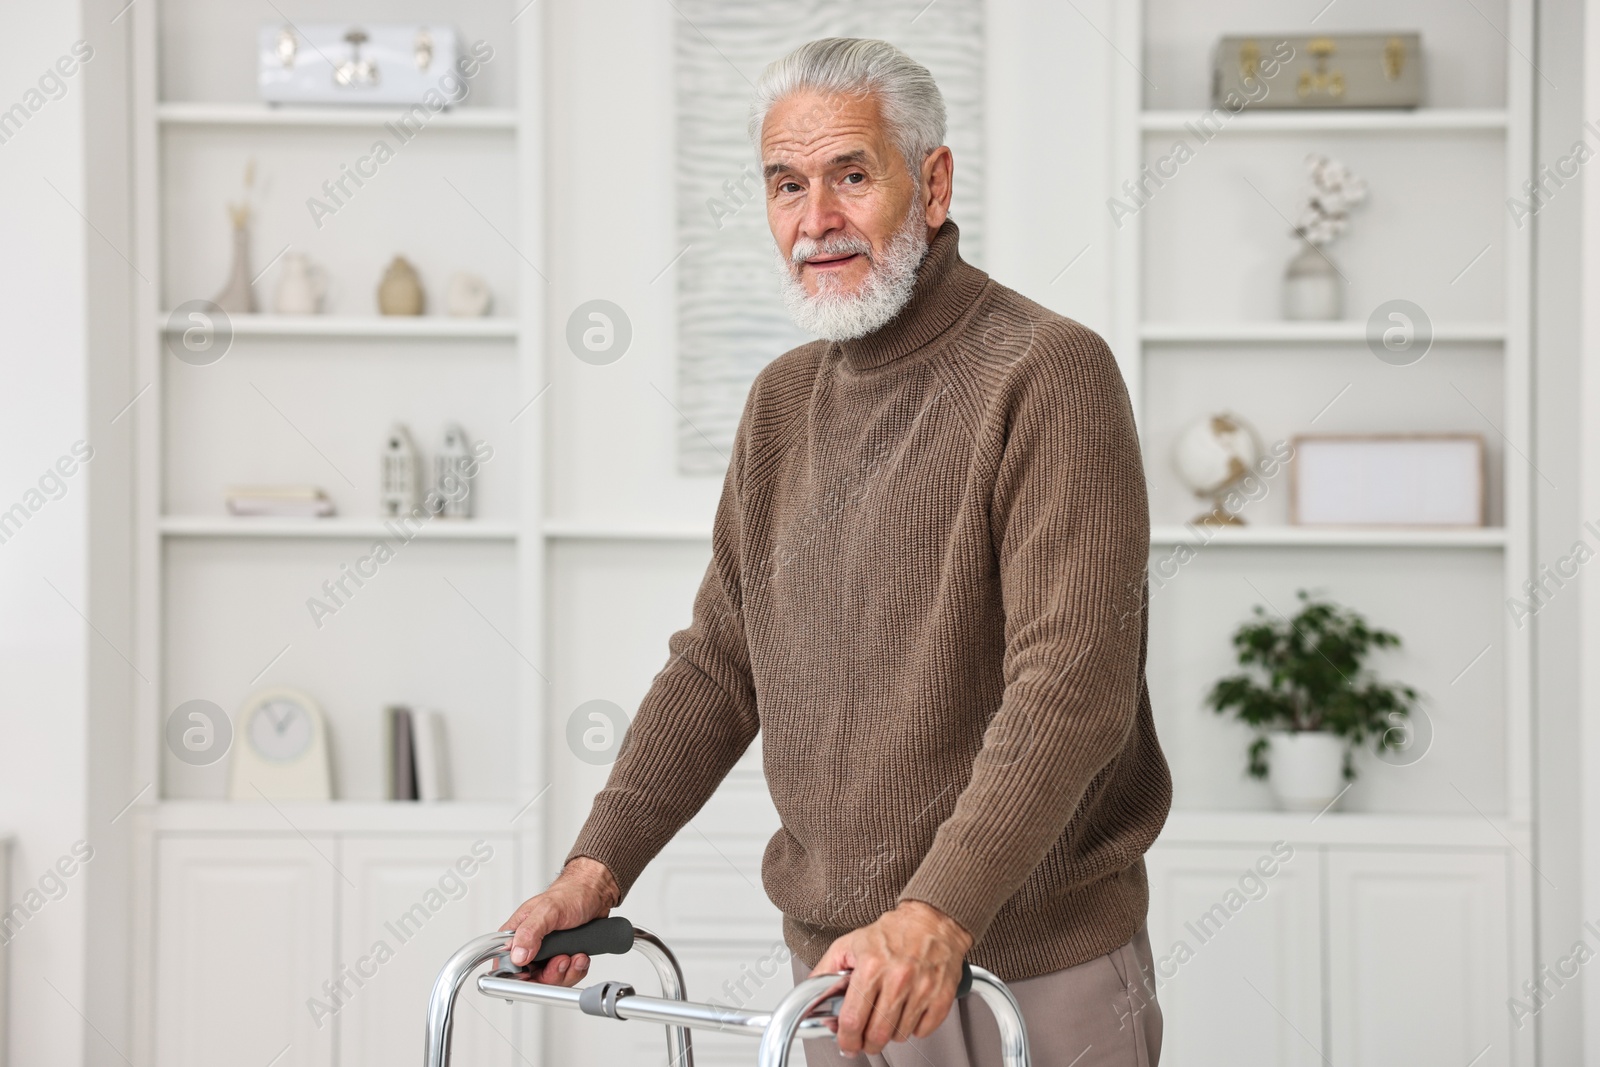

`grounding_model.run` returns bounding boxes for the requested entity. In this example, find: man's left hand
[810,901,974,1056]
